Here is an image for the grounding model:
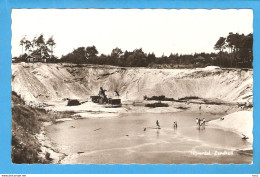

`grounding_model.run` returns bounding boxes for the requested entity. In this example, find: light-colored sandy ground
[35,122,67,163]
[12,63,253,104]
[209,111,253,143]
